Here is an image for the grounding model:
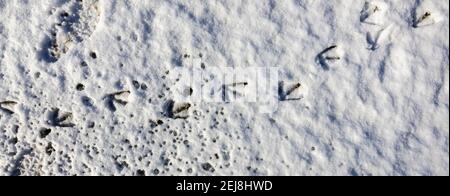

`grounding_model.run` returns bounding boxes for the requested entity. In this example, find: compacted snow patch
[0,0,448,176]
